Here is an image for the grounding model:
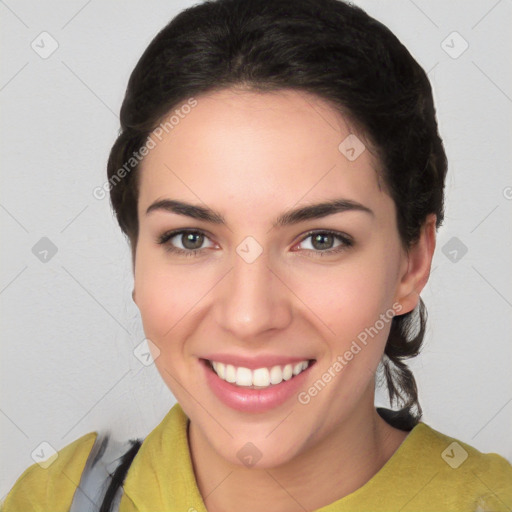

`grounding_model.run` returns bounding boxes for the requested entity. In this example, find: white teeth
[225,364,237,383]
[253,368,270,387]
[282,364,293,381]
[269,365,283,385]
[293,362,304,375]
[236,367,253,386]
[216,362,226,379]
[209,359,312,388]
